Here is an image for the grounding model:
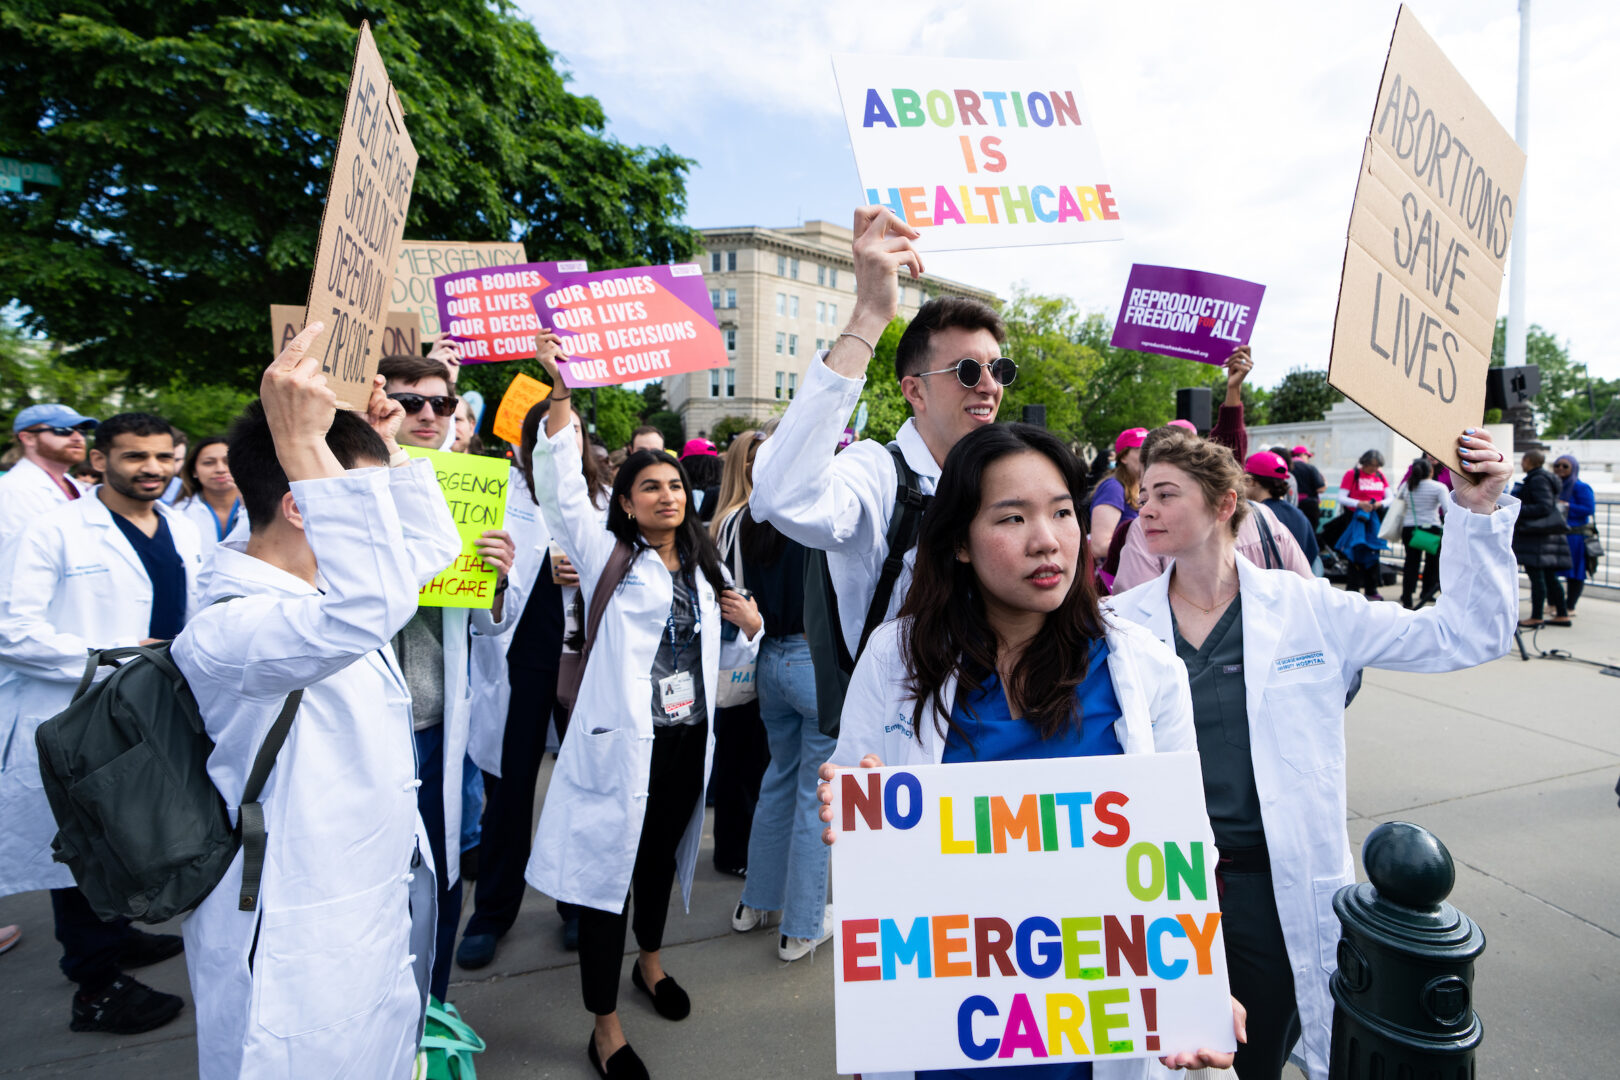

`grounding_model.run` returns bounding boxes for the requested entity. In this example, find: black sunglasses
[915,356,1018,388]
[23,424,94,437]
[388,392,459,417]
